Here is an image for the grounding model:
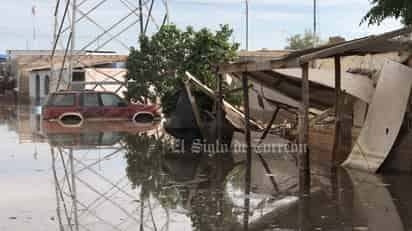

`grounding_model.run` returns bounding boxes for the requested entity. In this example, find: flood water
[2,104,412,231]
